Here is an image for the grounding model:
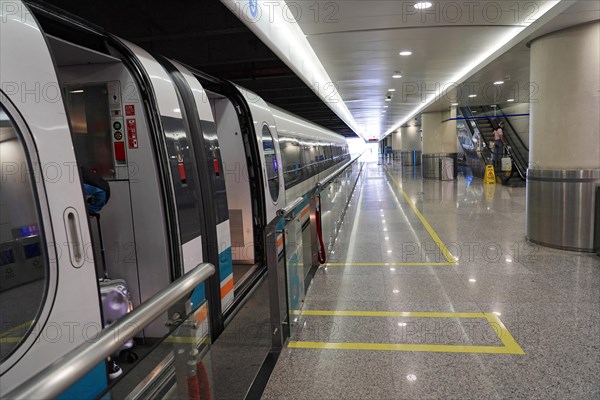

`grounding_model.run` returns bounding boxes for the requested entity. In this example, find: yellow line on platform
[293,310,486,318]
[384,168,457,264]
[288,310,525,354]
[484,312,525,355]
[288,341,523,354]
[324,262,456,267]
